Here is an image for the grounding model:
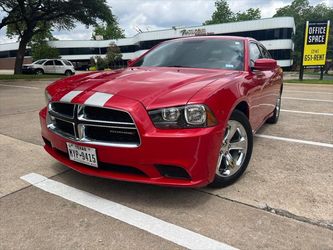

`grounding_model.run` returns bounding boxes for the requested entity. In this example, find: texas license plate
[66,142,98,168]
